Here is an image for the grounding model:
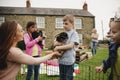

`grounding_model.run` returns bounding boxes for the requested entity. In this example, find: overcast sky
[0,0,120,39]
